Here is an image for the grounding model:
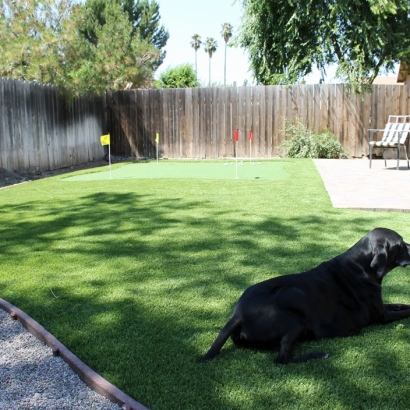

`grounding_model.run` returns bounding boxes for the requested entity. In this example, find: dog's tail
[200,316,240,362]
